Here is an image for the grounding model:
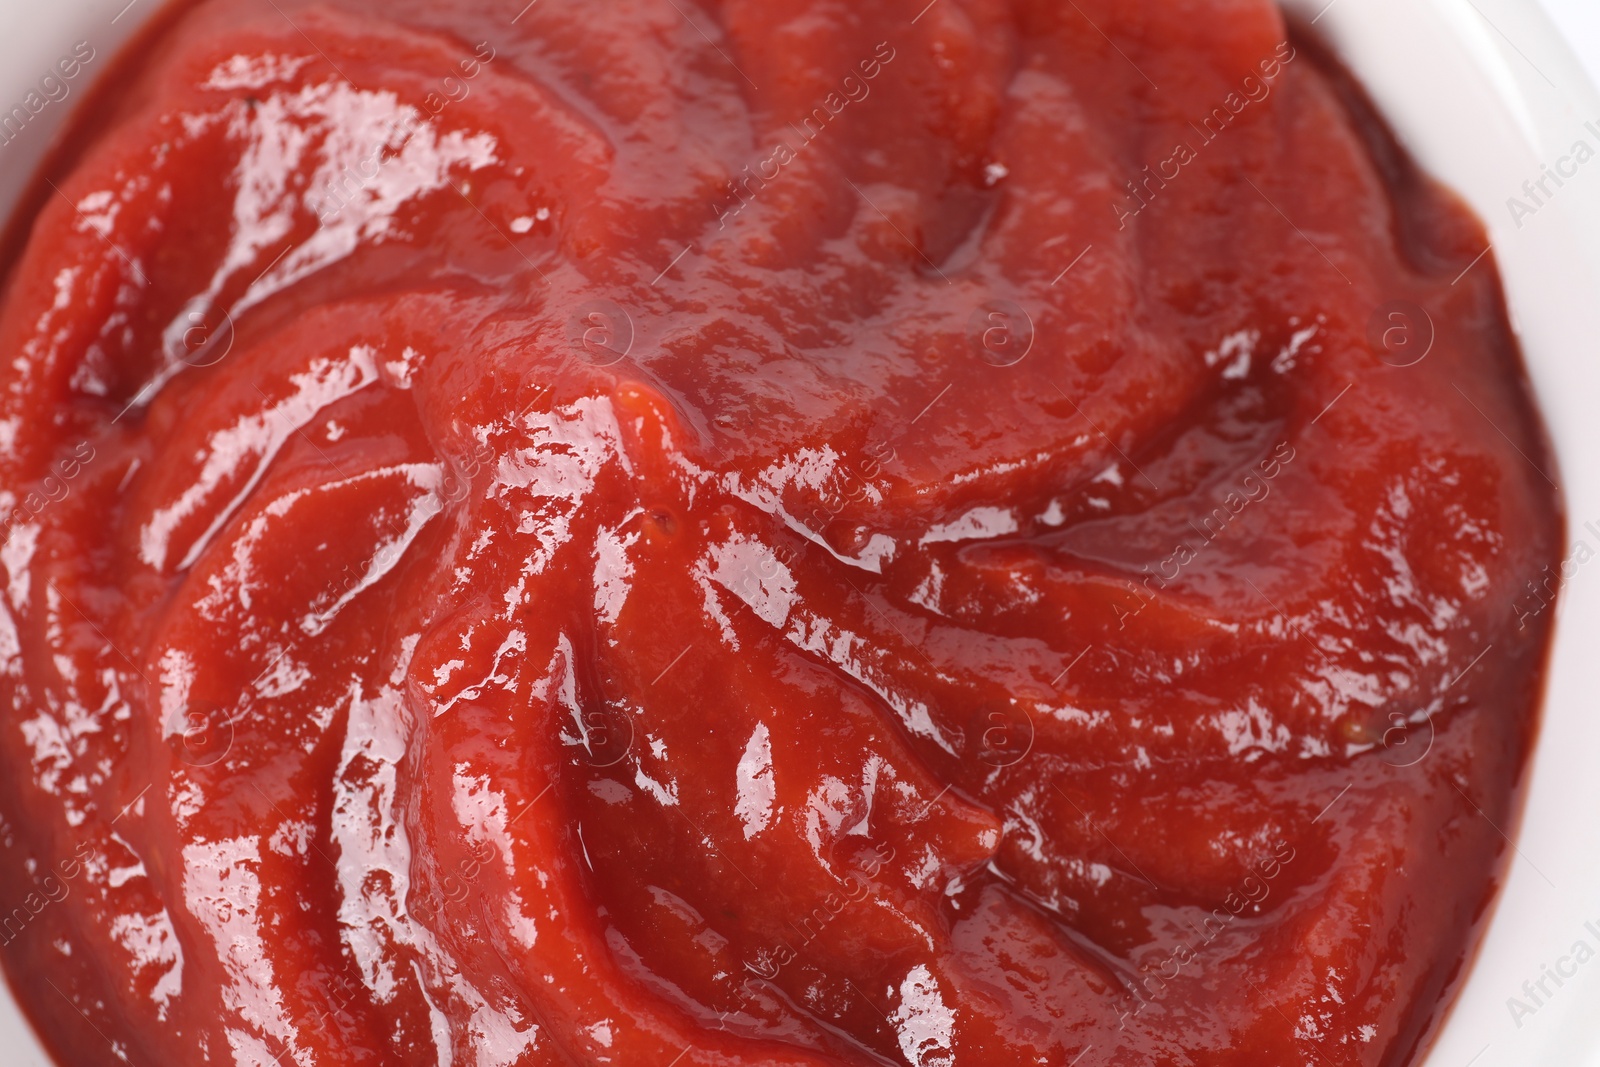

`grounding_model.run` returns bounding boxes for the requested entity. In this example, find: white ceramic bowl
[0,1,1595,1064]
[1282,4,1600,1066]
